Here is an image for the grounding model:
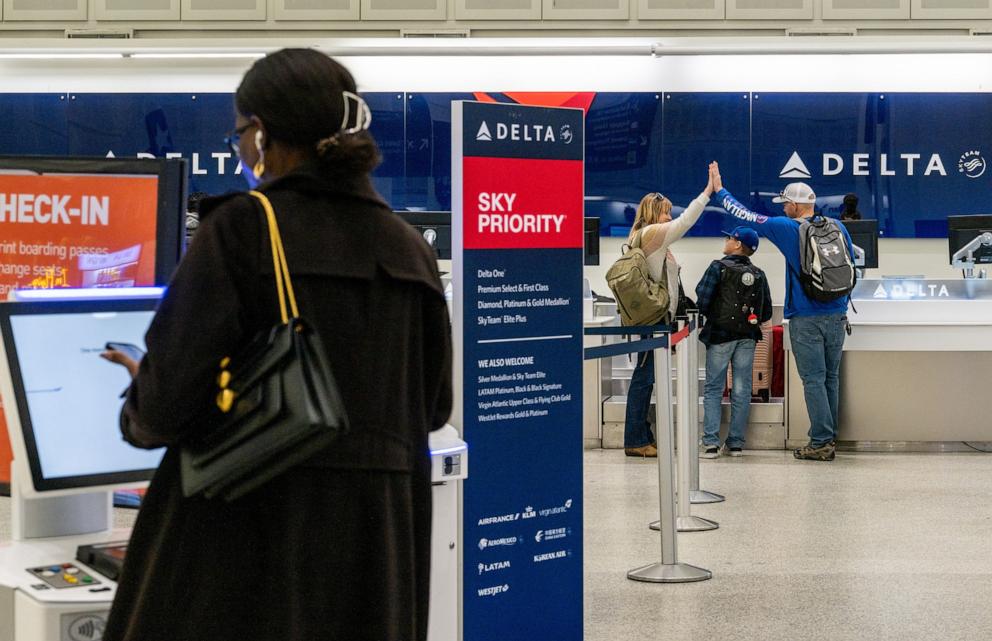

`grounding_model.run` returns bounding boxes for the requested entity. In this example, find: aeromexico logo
[476,120,571,144]
[779,150,987,179]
